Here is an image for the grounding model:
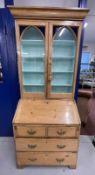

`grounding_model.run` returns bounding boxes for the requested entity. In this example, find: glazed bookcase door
[48,23,77,99]
[16,22,48,98]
